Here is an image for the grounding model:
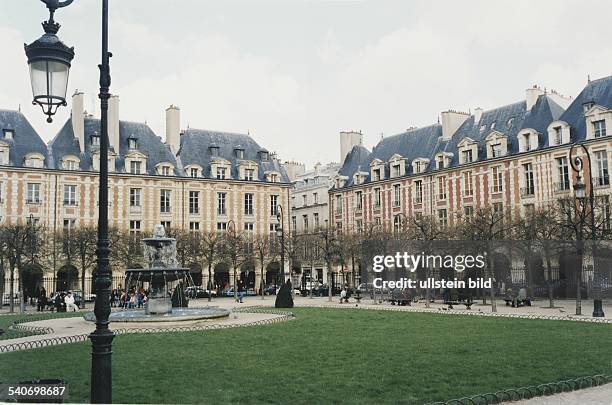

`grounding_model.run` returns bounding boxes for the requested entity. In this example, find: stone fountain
[85,224,229,323]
